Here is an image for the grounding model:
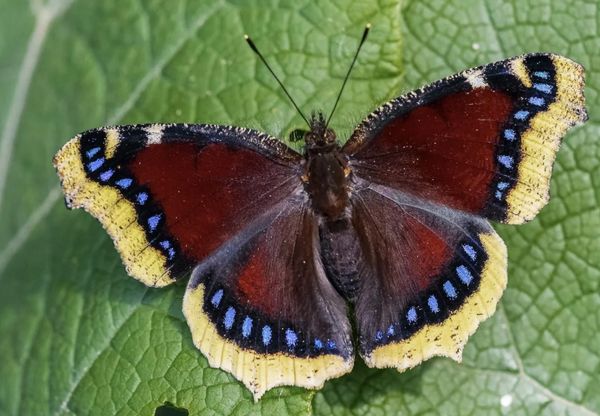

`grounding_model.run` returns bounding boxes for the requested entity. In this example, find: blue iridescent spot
[533,83,553,94]
[223,307,236,330]
[326,340,337,351]
[387,324,396,336]
[87,157,105,172]
[167,248,176,259]
[86,147,101,158]
[286,329,298,348]
[159,240,170,249]
[462,244,477,261]
[456,265,474,285]
[375,330,383,341]
[147,214,161,232]
[498,155,514,169]
[115,178,132,189]
[529,96,545,107]
[495,190,503,200]
[99,169,114,182]
[407,307,417,324]
[314,339,323,350]
[428,295,440,313]
[242,316,253,338]
[504,129,516,141]
[533,71,550,79]
[211,289,223,307]
[443,280,458,299]
[514,110,529,120]
[262,326,272,346]
[136,192,148,205]
[497,181,510,190]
